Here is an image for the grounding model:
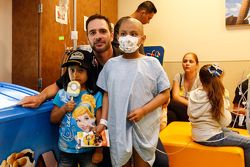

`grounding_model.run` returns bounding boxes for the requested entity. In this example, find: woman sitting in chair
[167,52,201,124]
